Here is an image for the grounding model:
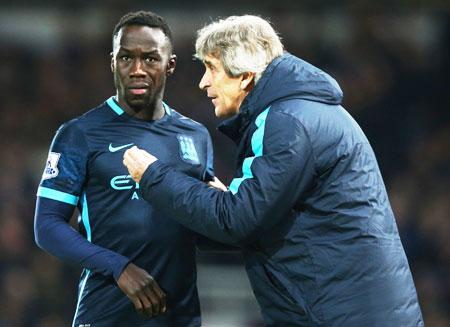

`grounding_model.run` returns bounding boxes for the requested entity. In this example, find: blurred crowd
[0,4,449,326]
